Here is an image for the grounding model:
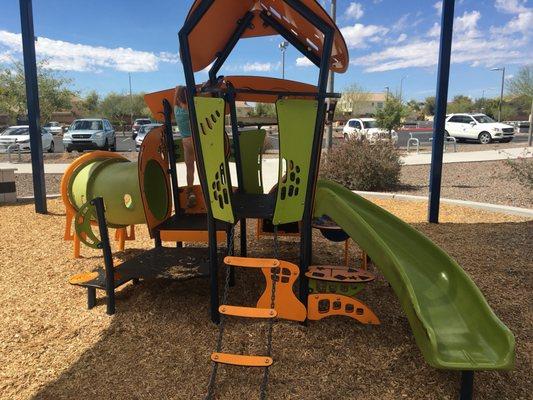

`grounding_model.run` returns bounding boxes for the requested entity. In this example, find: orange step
[224,256,280,269]
[219,305,277,319]
[211,352,273,367]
